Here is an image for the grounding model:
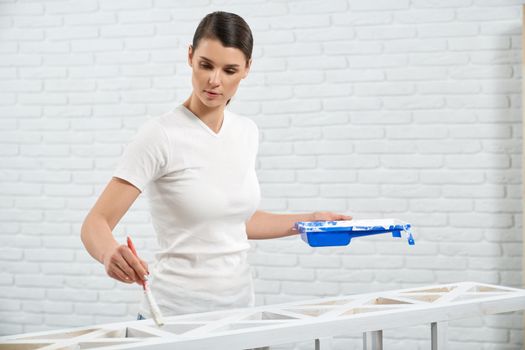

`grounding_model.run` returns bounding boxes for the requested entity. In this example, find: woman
[81,11,351,320]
